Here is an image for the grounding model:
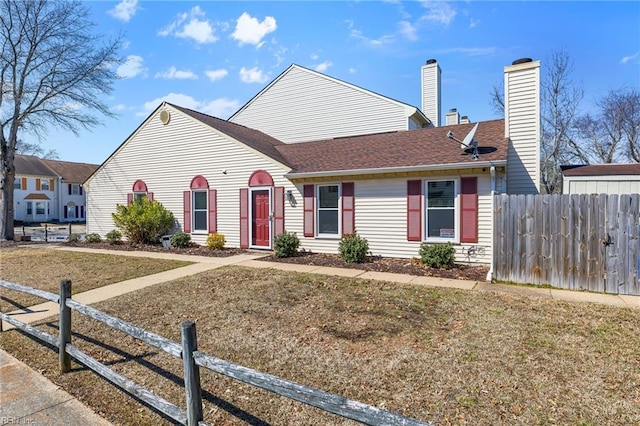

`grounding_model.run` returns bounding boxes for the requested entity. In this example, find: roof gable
[229,64,427,124]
